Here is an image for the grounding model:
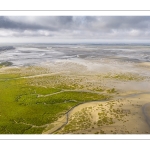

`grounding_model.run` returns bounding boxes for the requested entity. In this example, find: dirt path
[20,71,69,79]
[38,89,106,97]
[0,71,69,81]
